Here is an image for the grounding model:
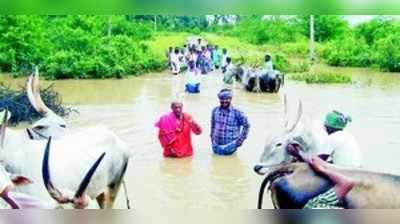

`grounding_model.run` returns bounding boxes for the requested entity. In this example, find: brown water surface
[1,67,400,209]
